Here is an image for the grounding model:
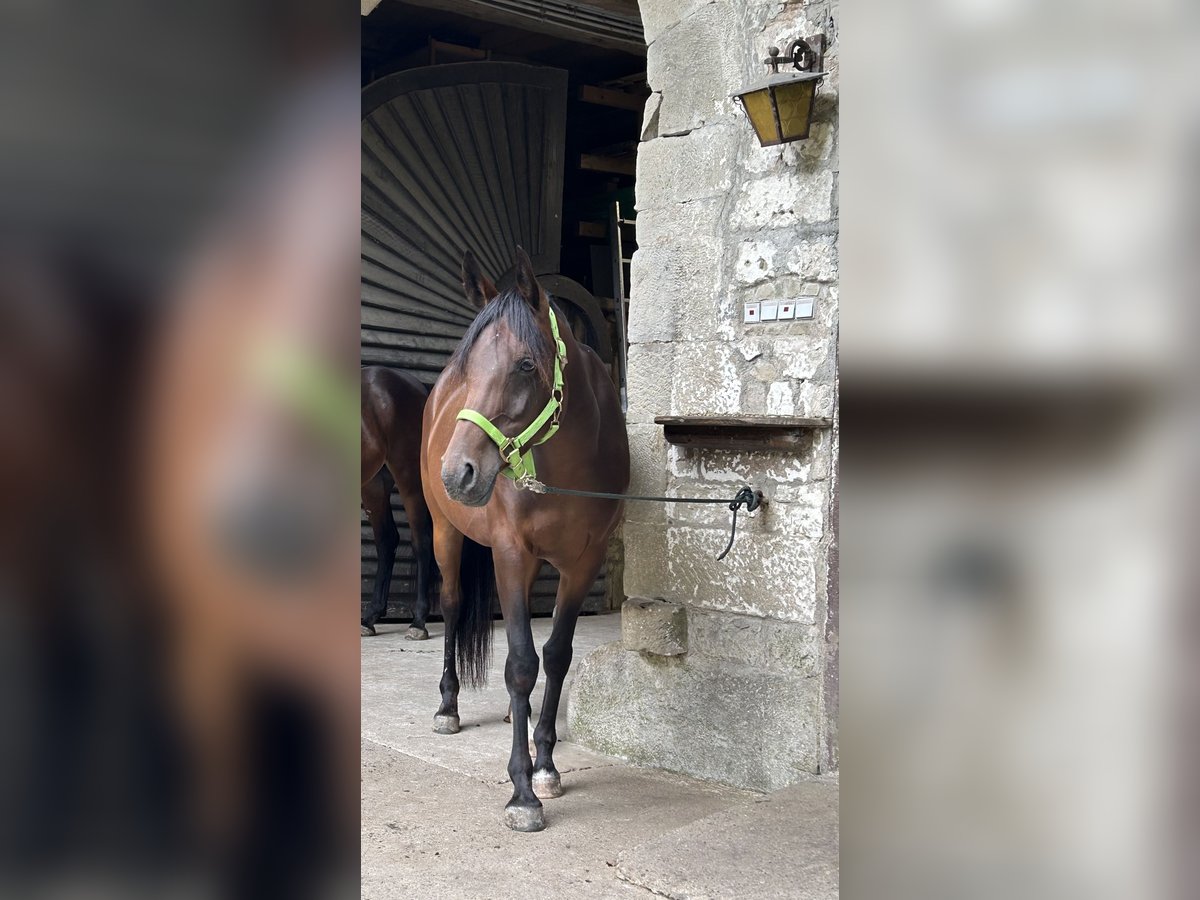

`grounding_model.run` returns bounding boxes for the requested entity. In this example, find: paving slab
[617,780,839,900]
